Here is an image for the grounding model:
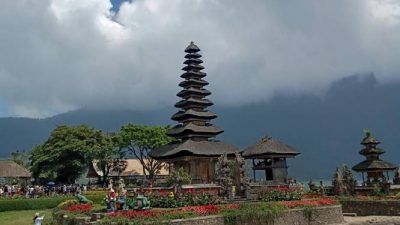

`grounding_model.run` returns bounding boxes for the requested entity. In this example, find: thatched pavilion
[242,136,300,184]
[0,161,31,182]
[352,130,397,185]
